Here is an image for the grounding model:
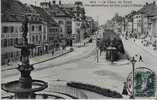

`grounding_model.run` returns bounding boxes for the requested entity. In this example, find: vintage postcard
[1,0,157,99]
